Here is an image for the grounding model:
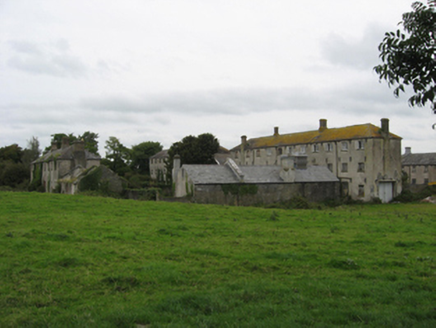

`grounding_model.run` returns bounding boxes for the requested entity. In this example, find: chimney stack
[274,127,279,136]
[319,119,327,132]
[73,140,86,167]
[241,135,247,145]
[51,142,57,151]
[172,154,181,182]
[381,118,389,135]
[61,136,70,149]
[405,147,412,155]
